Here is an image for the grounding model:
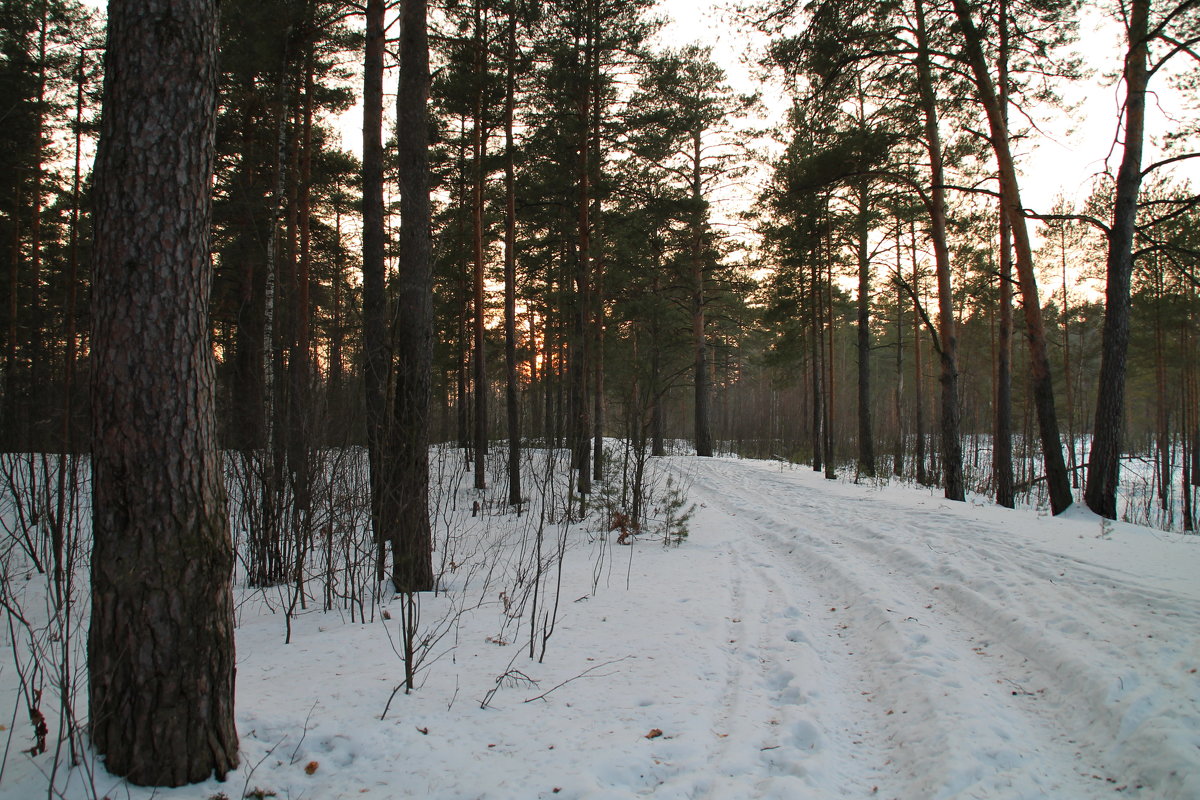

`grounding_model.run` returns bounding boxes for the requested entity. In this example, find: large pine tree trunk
[471,0,488,491]
[951,0,1072,514]
[855,178,875,478]
[691,130,713,458]
[89,0,238,784]
[811,245,824,473]
[571,5,594,495]
[911,222,927,486]
[1086,0,1149,519]
[915,0,963,502]
[993,0,1015,508]
[229,80,268,452]
[389,0,434,592]
[362,0,389,581]
[892,217,905,477]
[824,251,836,479]
[995,207,1016,507]
[503,8,522,507]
